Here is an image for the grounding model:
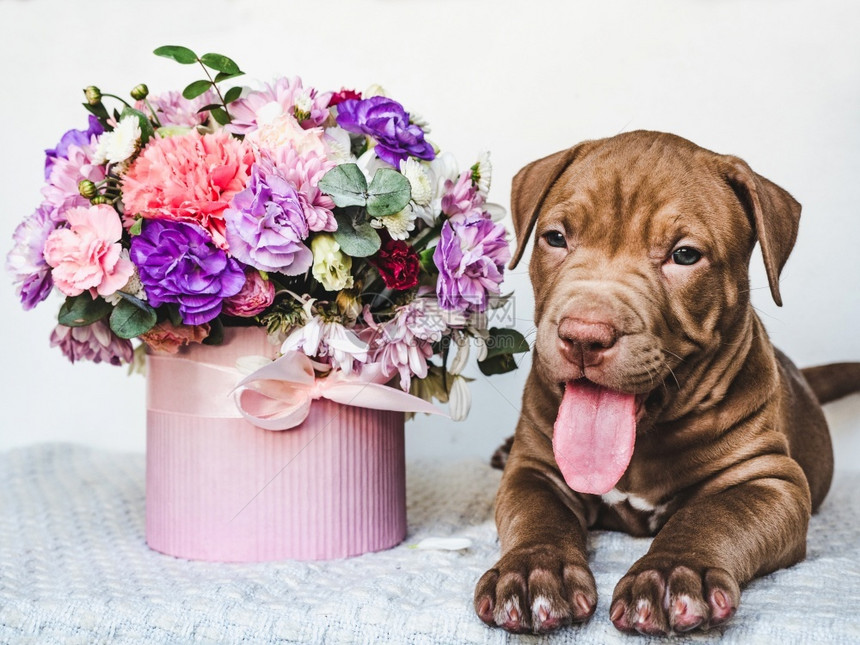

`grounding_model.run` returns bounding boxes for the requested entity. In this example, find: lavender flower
[6,204,55,309]
[336,96,435,167]
[130,220,246,325]
[224,165,313,274]
[44,116,104,180]
[50,320,134,365]
[433,216,511,313]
